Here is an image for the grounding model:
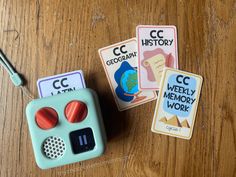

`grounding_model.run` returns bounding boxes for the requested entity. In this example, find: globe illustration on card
[120,70,138,94]
[114,61,146,103]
